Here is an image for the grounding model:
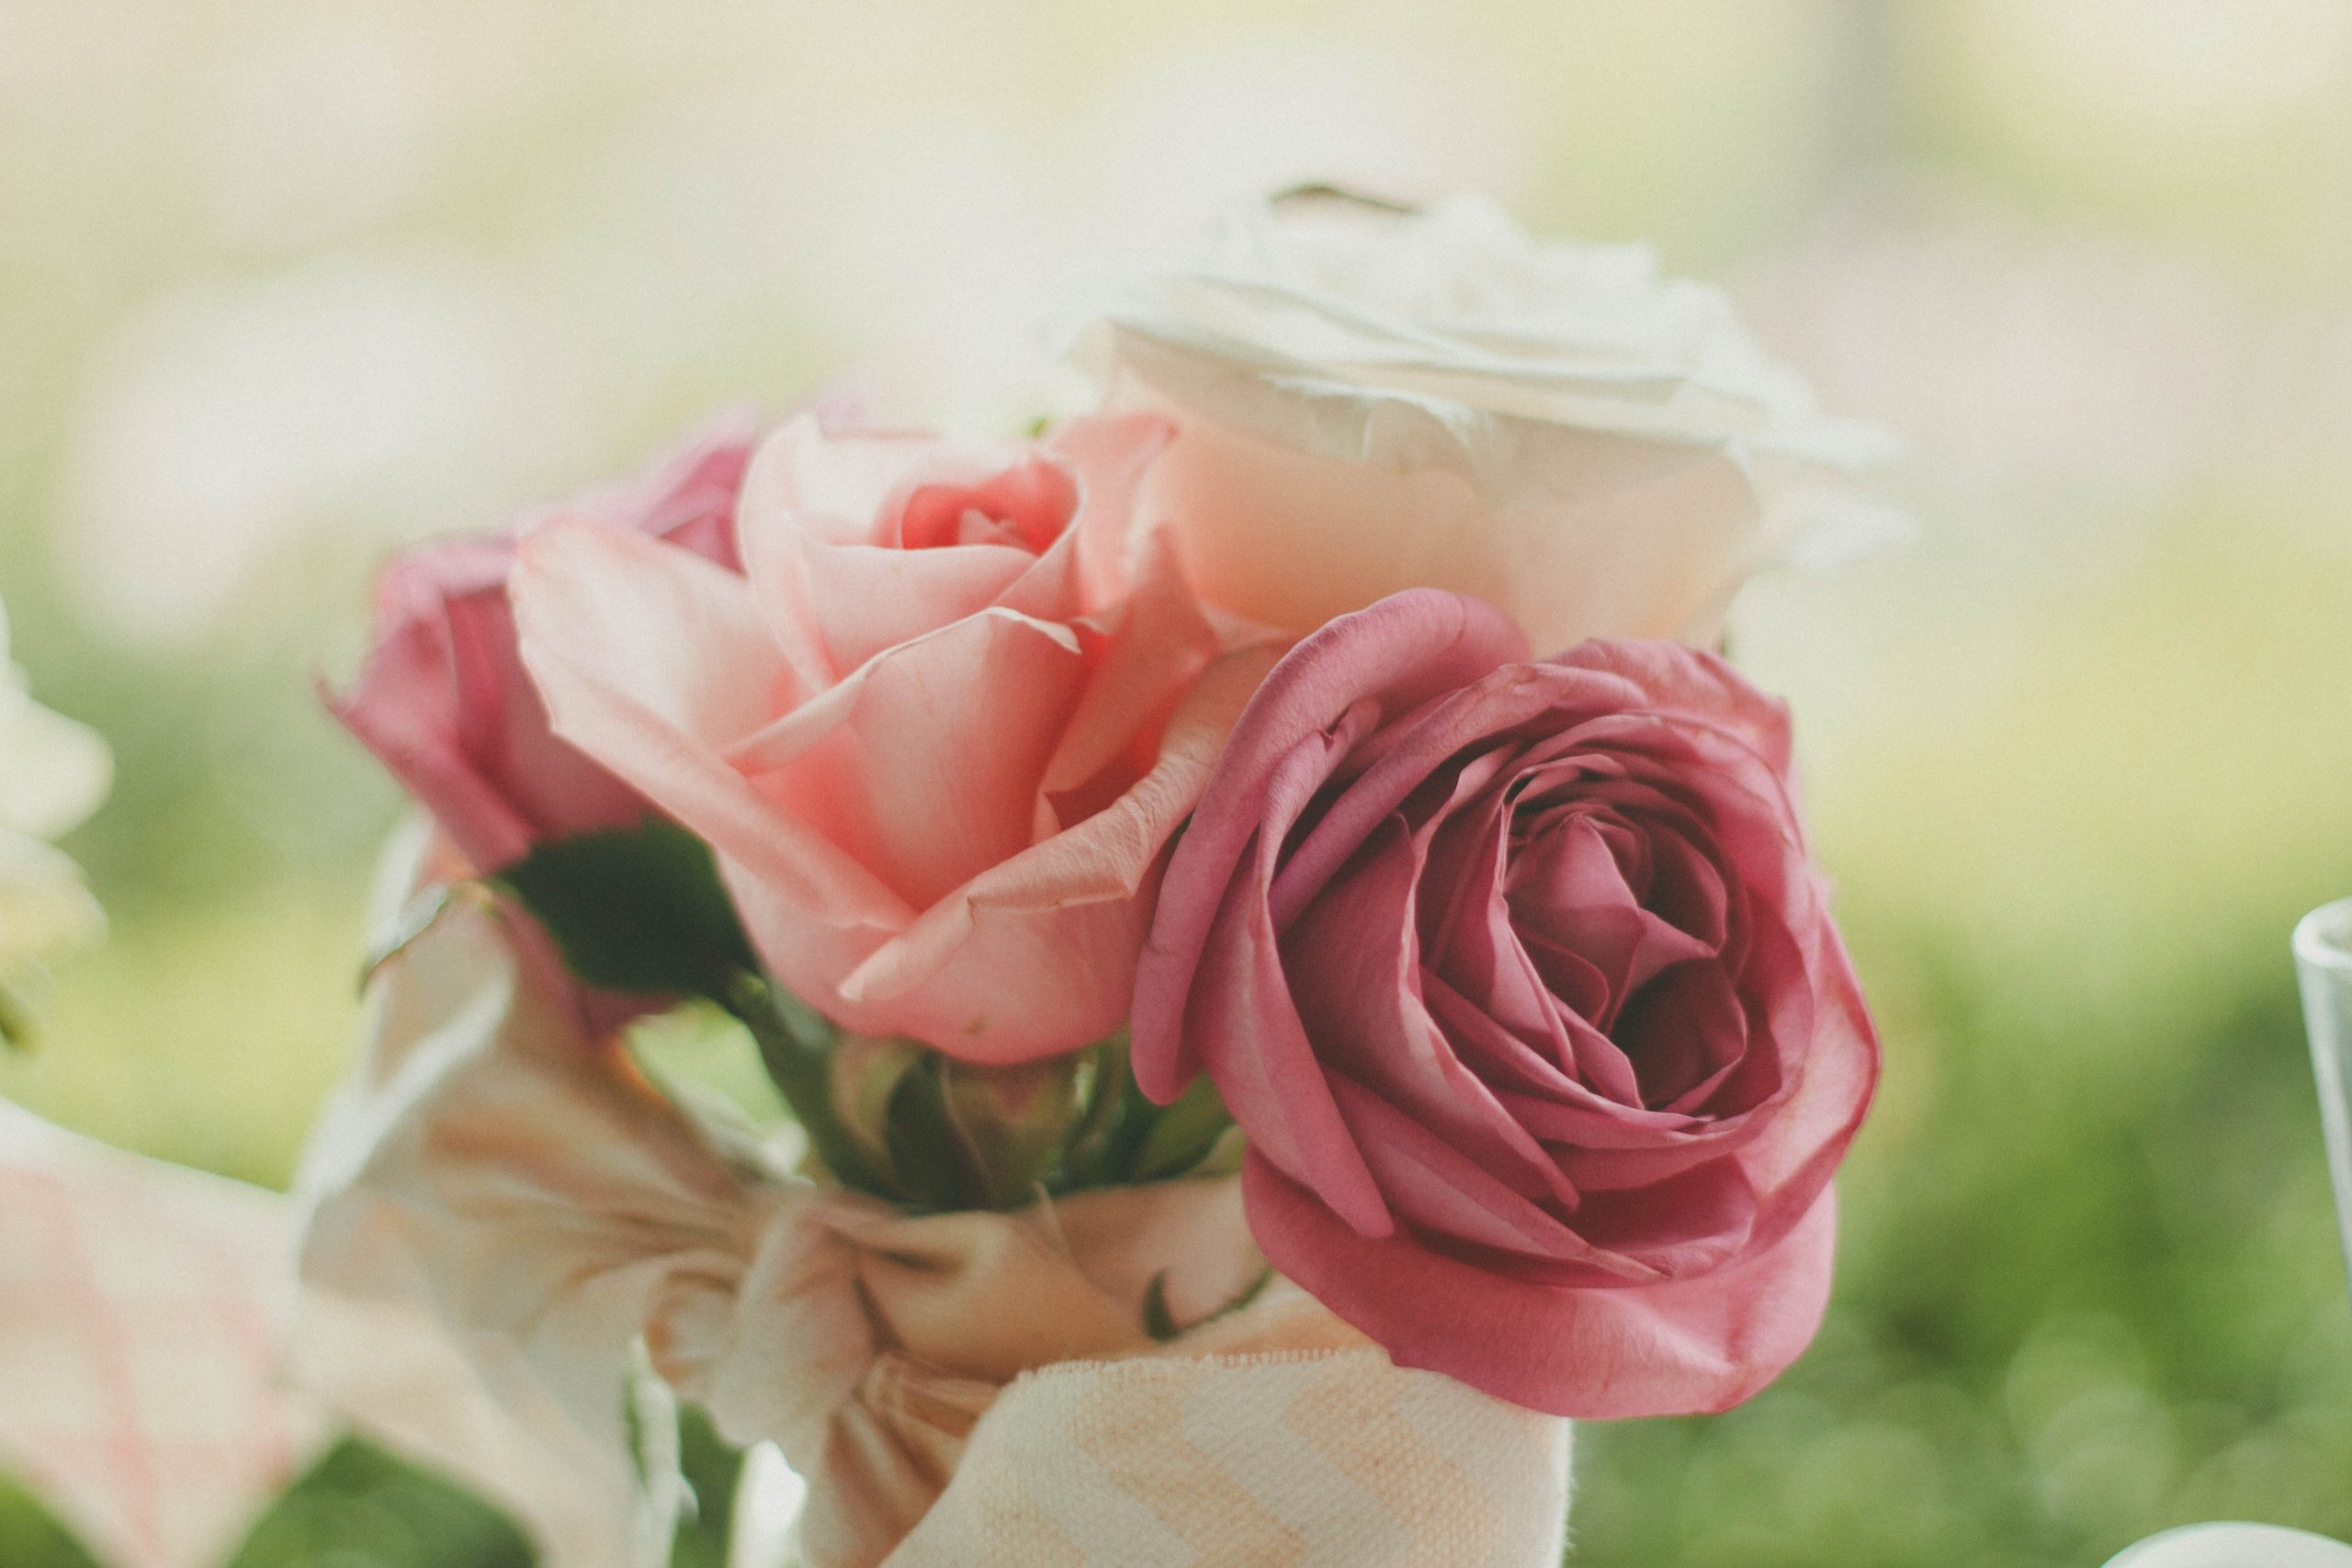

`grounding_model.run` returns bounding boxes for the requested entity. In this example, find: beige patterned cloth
[0,1100,329,1568]
[895,1349,1571,1568]
[291,850,1573,1568]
